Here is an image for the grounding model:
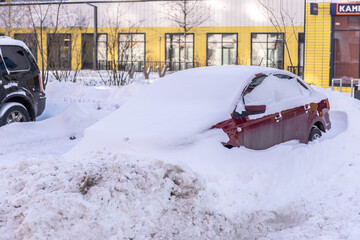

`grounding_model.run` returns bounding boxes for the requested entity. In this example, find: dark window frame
[251,32,285,70]
[81,33,108,70]
[118,33,146,63]
[165,33,195,70]
[206,32,238,66]
[298,32,305,79]
[47,33,72,70]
